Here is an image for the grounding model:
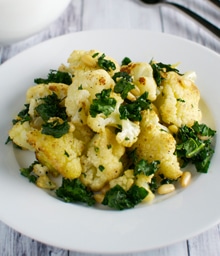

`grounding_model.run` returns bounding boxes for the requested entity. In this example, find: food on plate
[7,49,216,210]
